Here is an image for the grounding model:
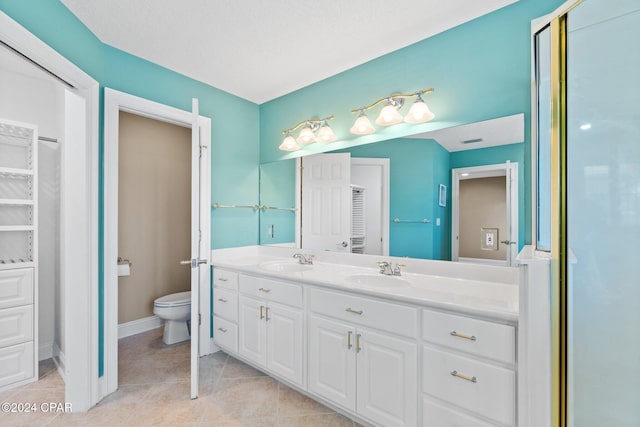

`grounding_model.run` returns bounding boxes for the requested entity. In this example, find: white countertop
[211,246,519,323]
